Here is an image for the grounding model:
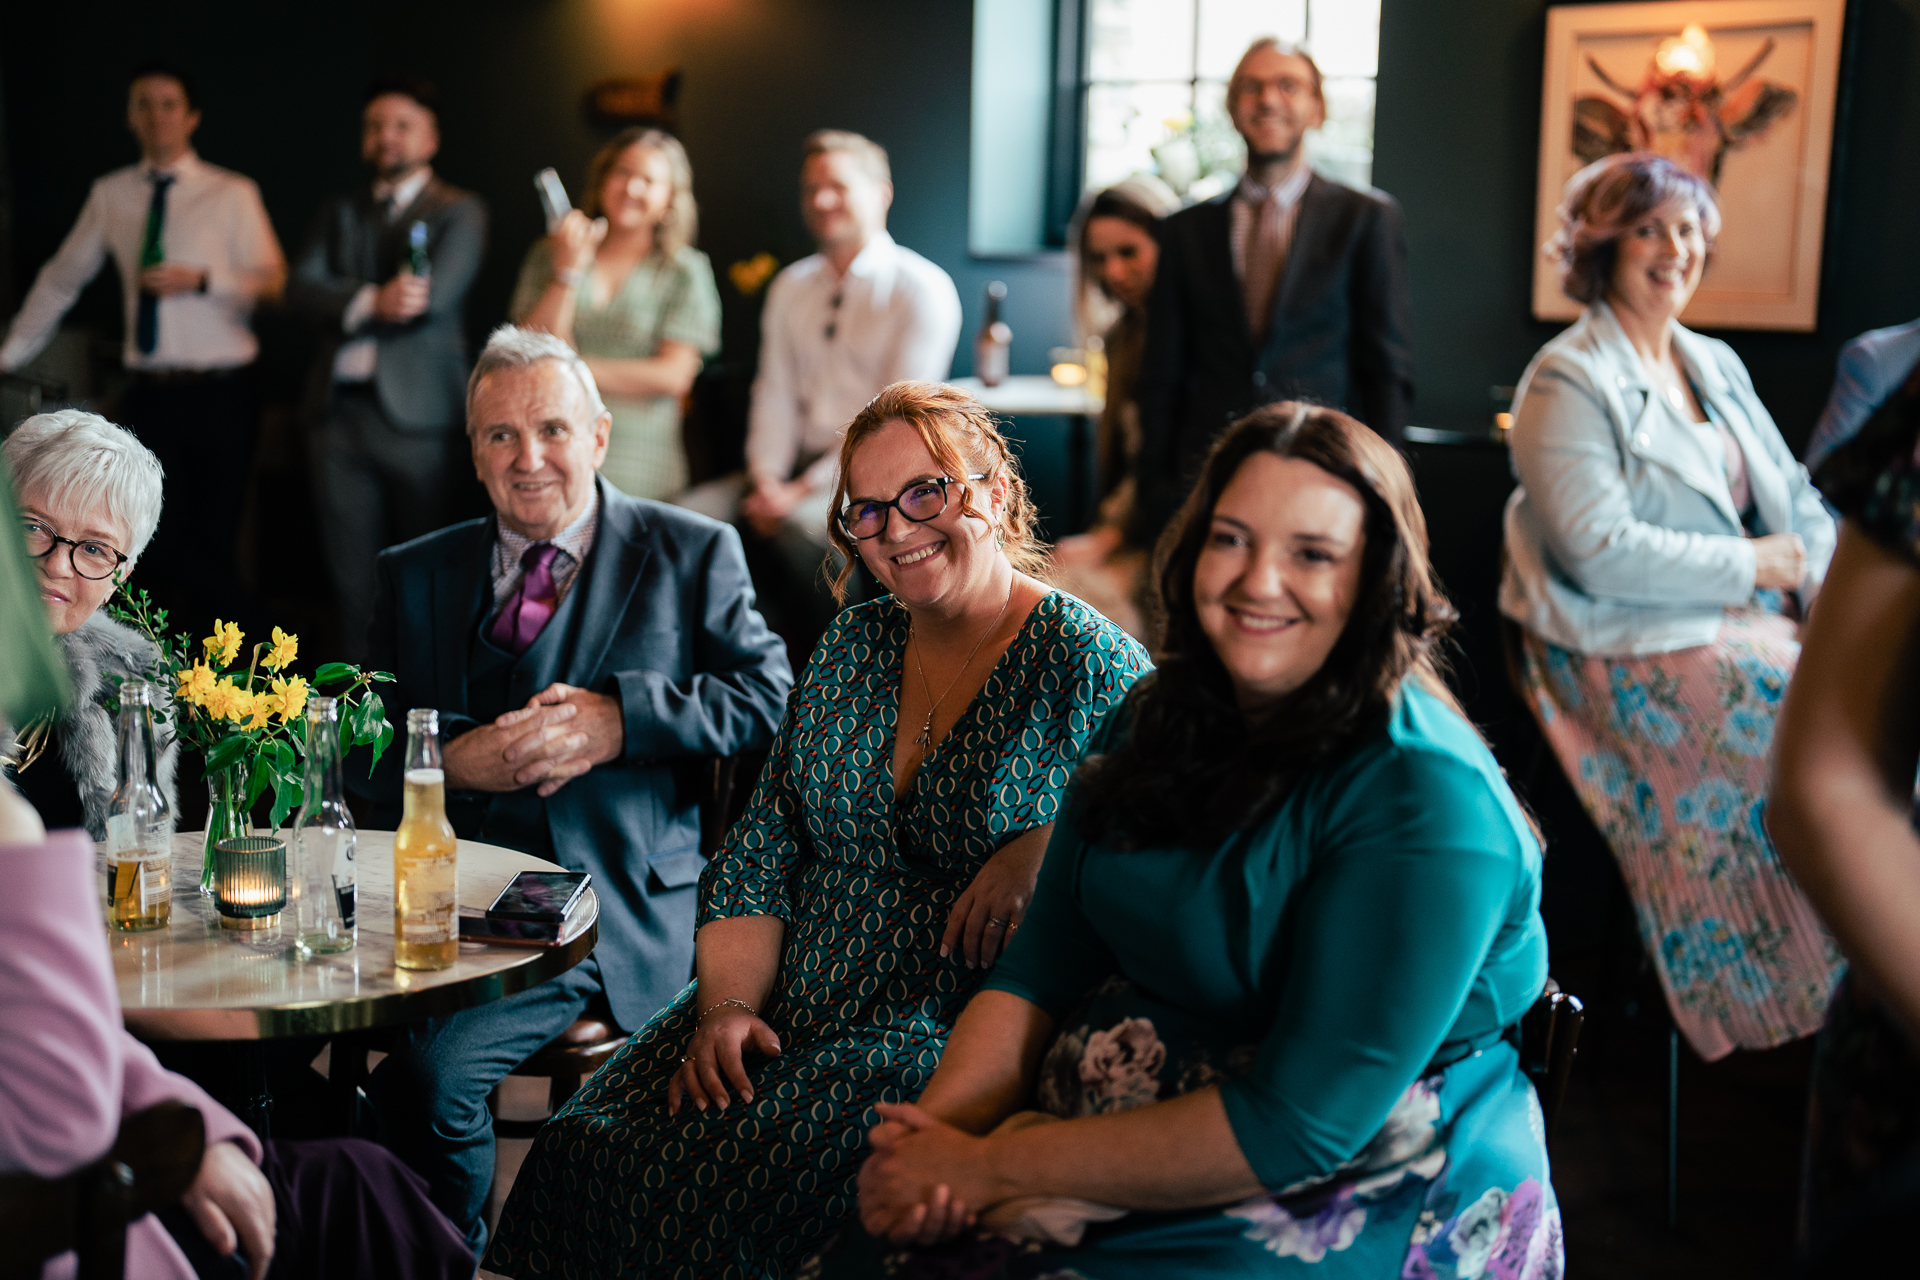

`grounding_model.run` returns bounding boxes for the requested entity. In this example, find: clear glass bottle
[393,708,458,971]
[104,681,171,931]
[291,696,356,957]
